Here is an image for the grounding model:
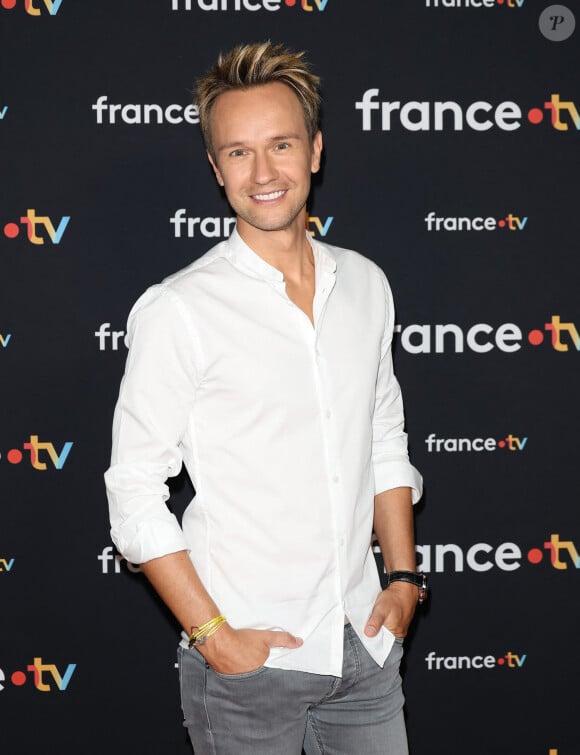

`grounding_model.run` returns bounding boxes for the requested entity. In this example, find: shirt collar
[225,226,337,282]
[311,236,338,277]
